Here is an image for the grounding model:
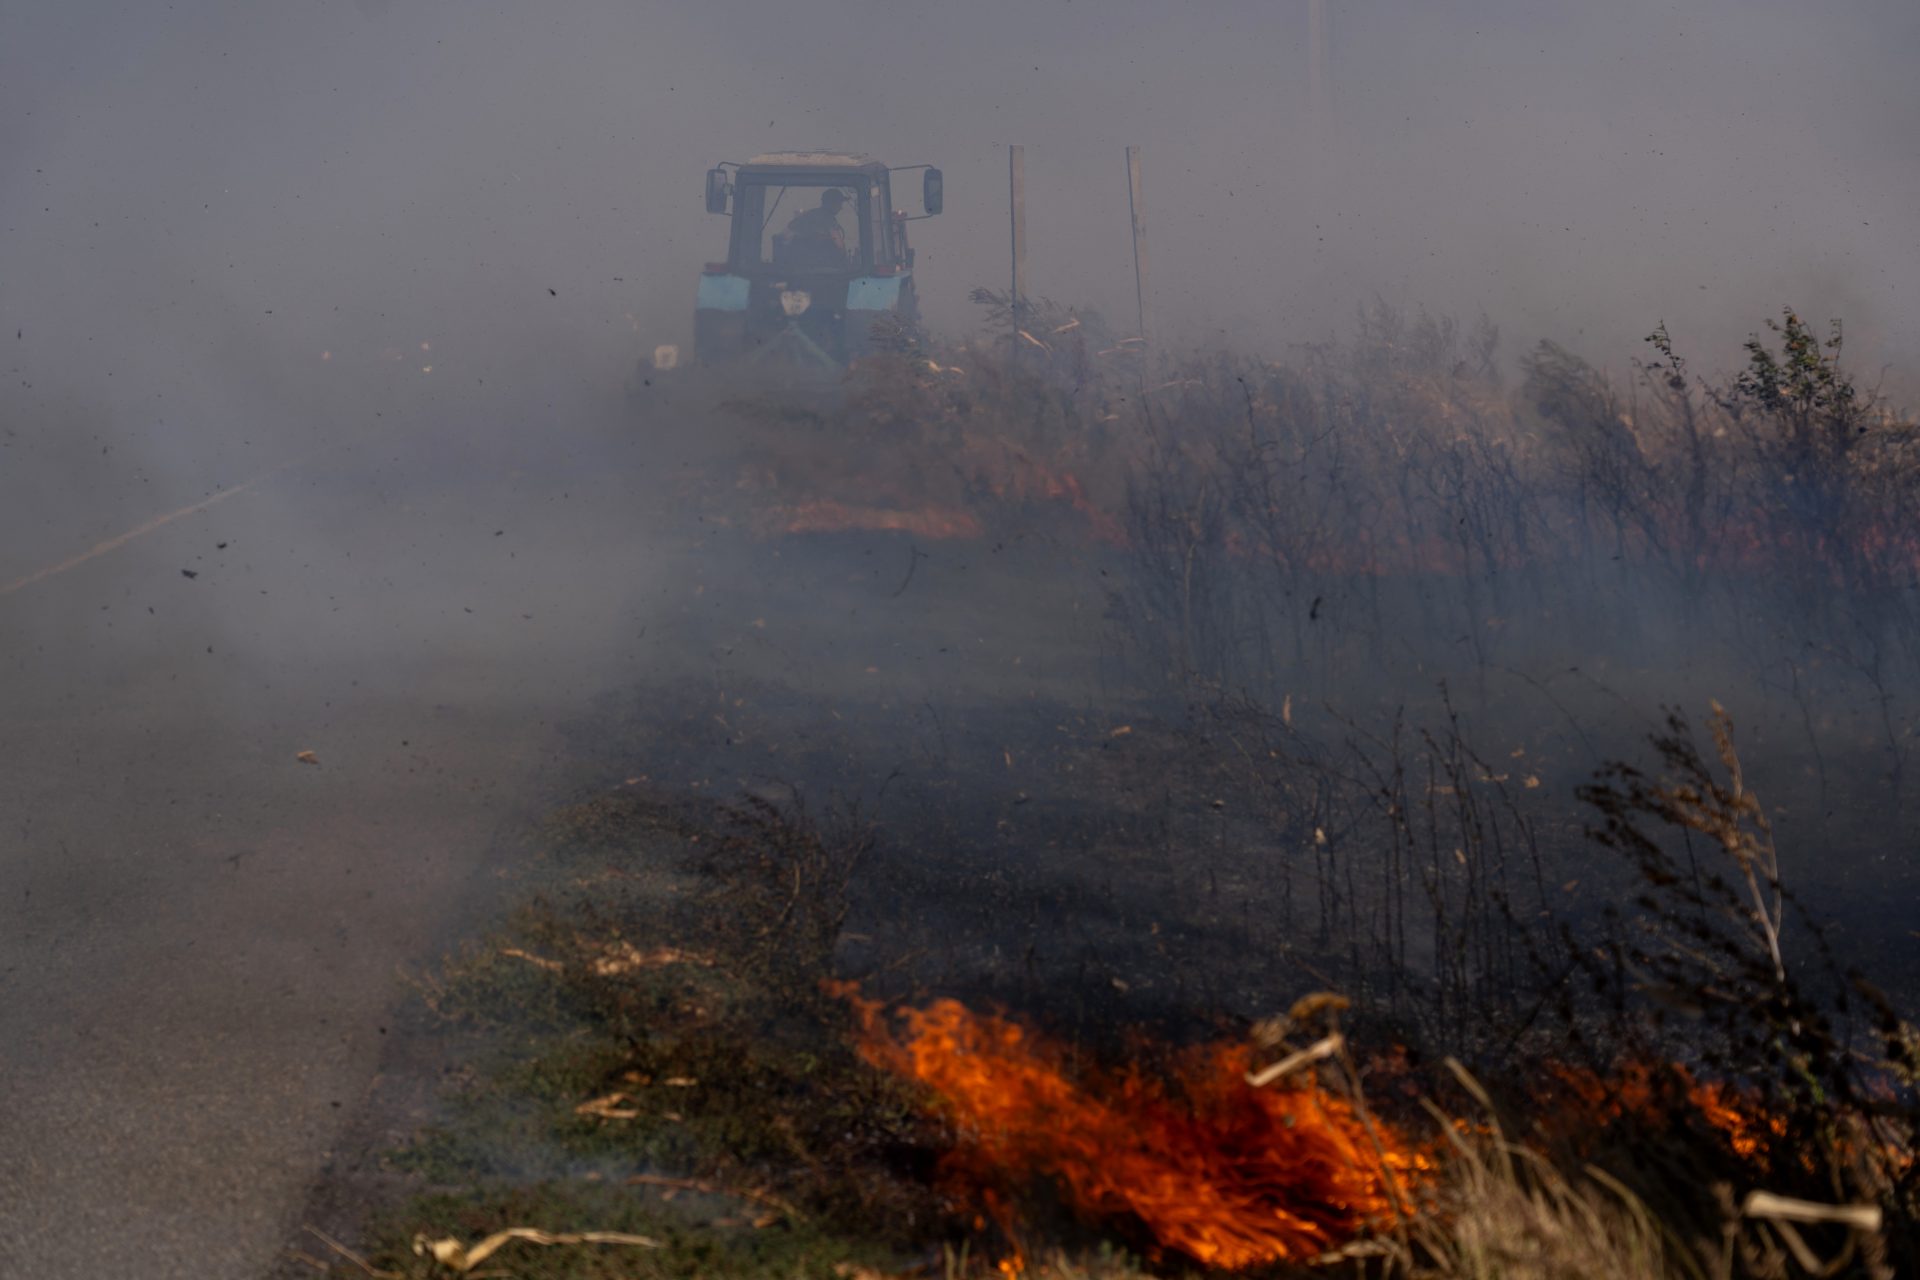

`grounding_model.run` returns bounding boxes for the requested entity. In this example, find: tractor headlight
[779,289,812,317]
